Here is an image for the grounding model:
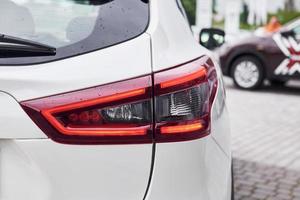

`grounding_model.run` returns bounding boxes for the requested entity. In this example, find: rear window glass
[0,0,149,65]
